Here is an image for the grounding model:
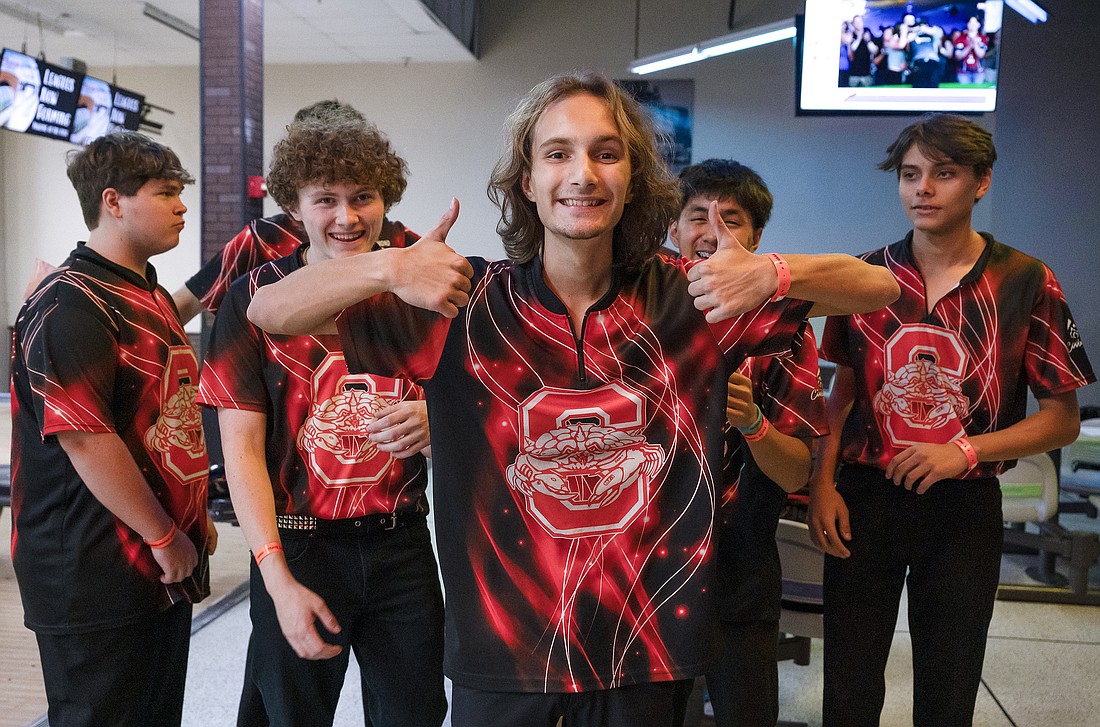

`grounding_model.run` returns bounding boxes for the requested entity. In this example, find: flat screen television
[797,0,1004,114]
[1,47,144,144]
